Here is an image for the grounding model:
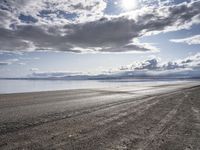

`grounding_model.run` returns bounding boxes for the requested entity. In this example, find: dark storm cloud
[63,17,154,52]
[0,0,199,53]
